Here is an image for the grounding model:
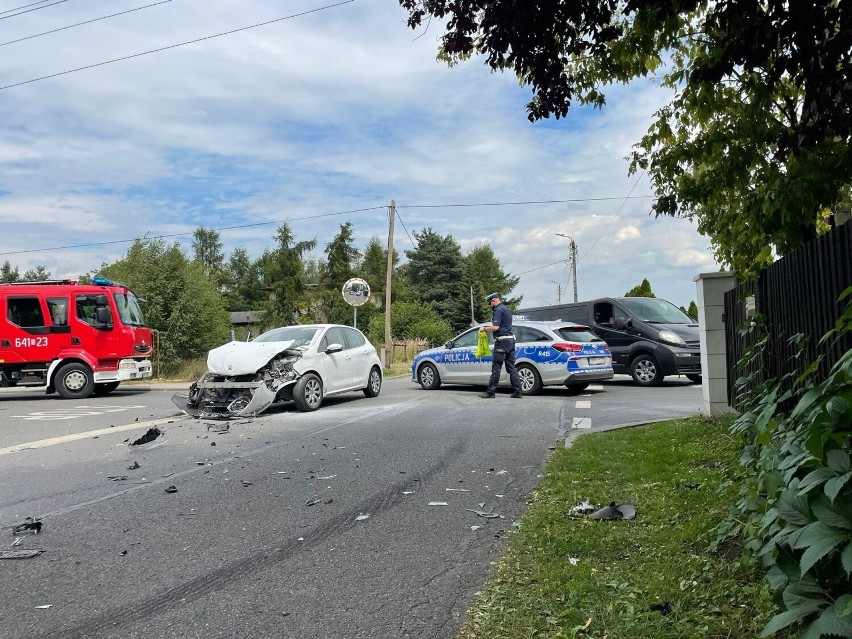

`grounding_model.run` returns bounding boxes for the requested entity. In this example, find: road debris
[0,549,44,559]
[206,422,230,433]
[12,517,42,535]
[34,605,52,609]
[466,509,501,518]
[11,537,21,547]
[164,485,178,494]
[107,476,128,481]
[355,514,370,521]
[127,461,141,470]
[305,498,321,506]
[428,501,448,506]
[589,502,636,521]
[130,427,162,446]
[649,600,673,616]
[568,501,597,516]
